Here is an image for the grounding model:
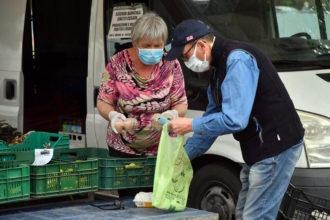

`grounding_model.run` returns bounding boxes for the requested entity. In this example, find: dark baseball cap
[165,19,212,61]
